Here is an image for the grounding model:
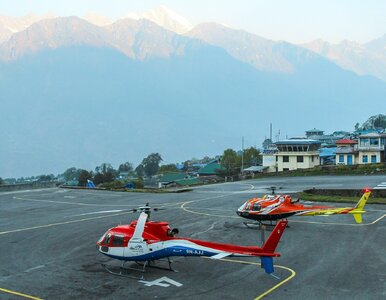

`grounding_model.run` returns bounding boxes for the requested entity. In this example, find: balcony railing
[357,145,385,151]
